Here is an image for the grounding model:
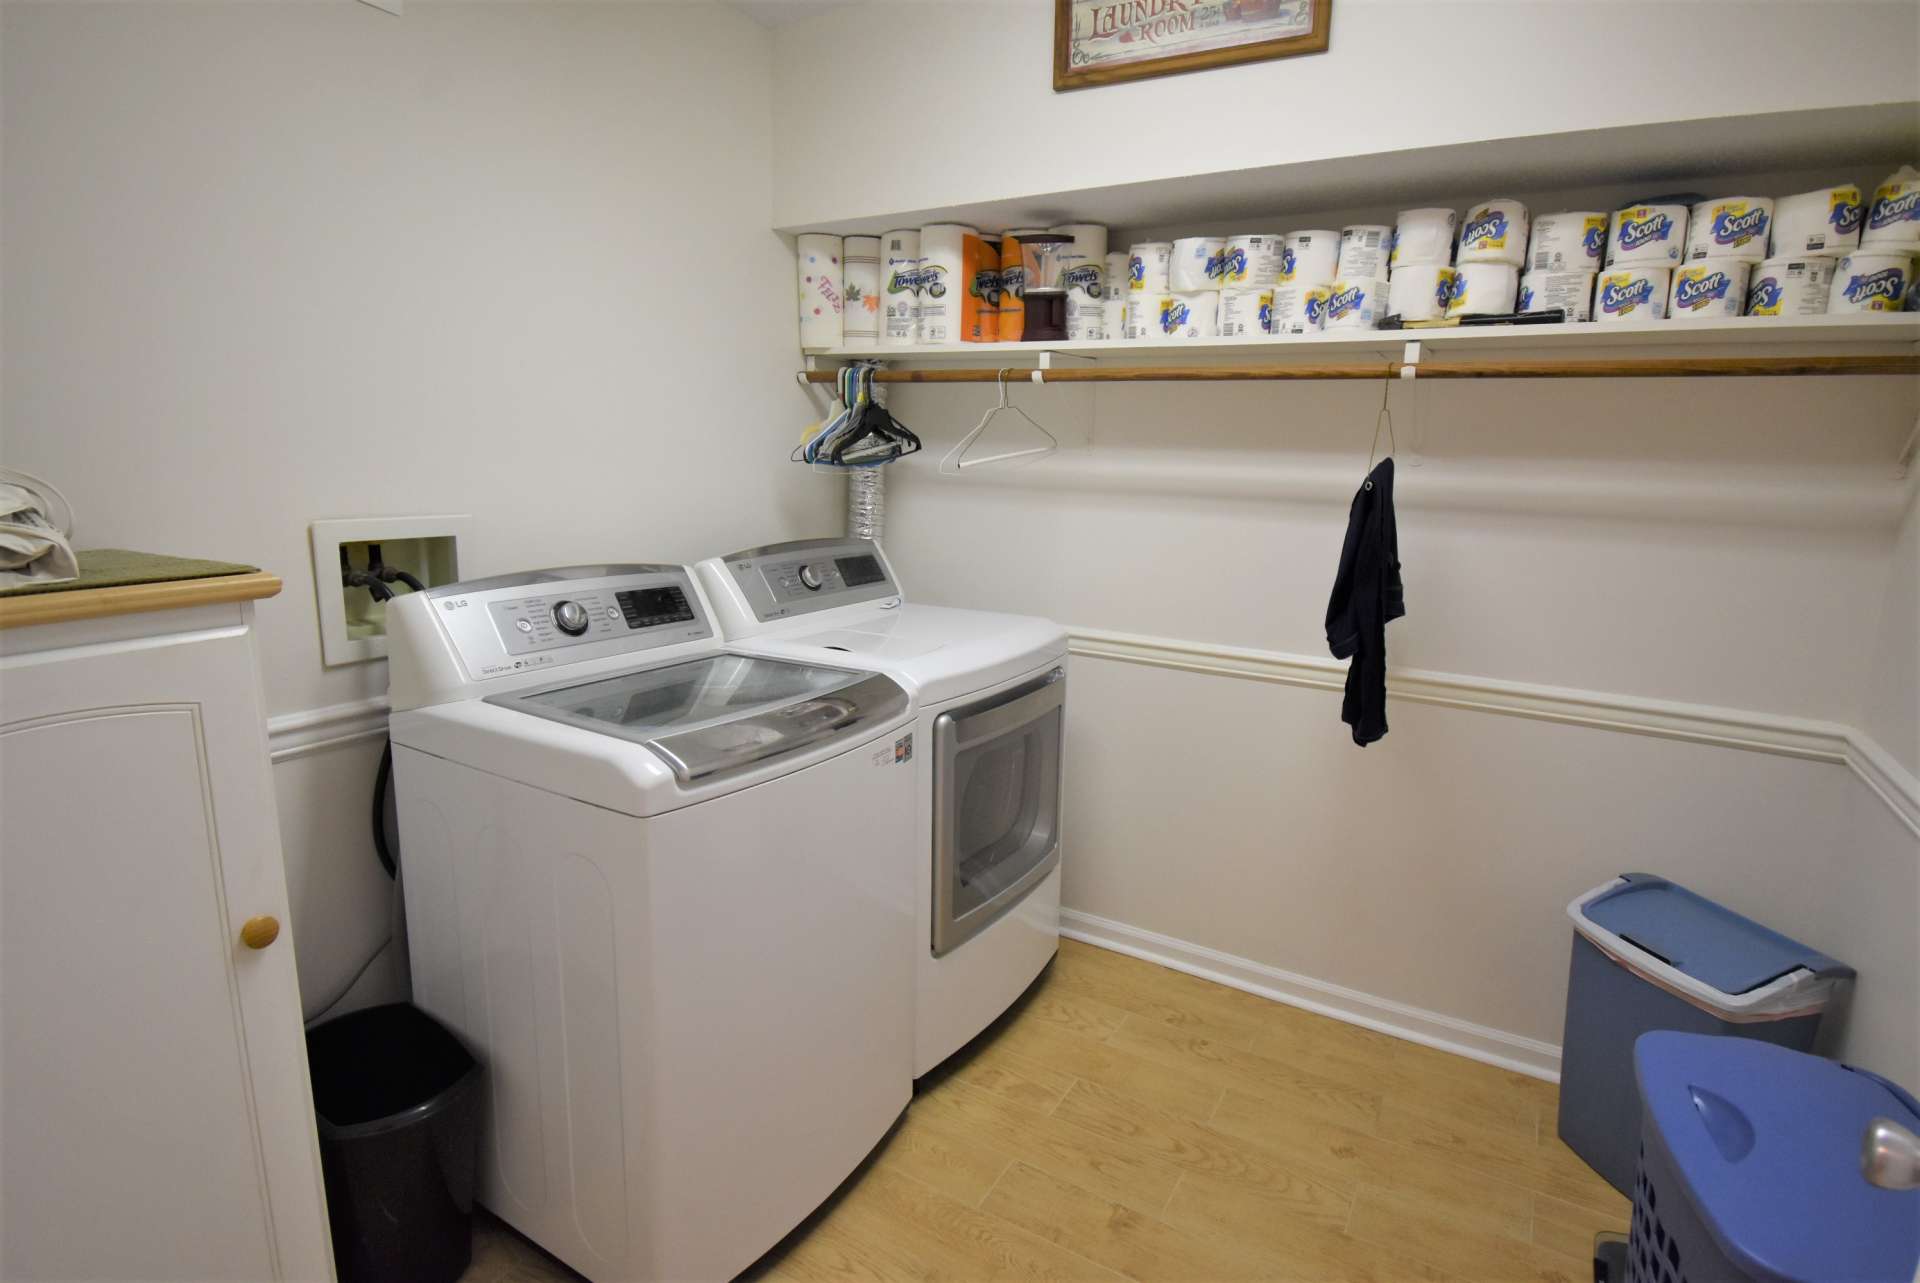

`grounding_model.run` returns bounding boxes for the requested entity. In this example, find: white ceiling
[730,0,847,28]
